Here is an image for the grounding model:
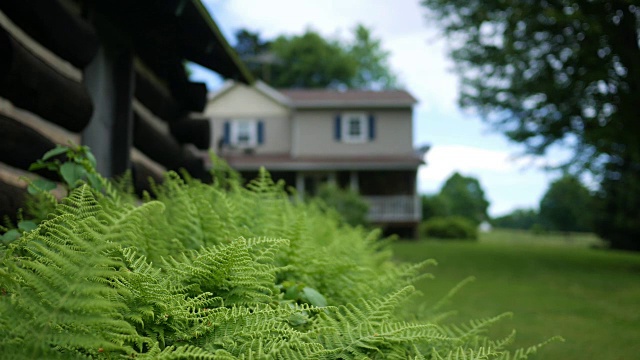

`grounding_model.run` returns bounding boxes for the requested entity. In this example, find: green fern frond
[162,237,284,306]
[1,151,559,359]
[53,185,102,220]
